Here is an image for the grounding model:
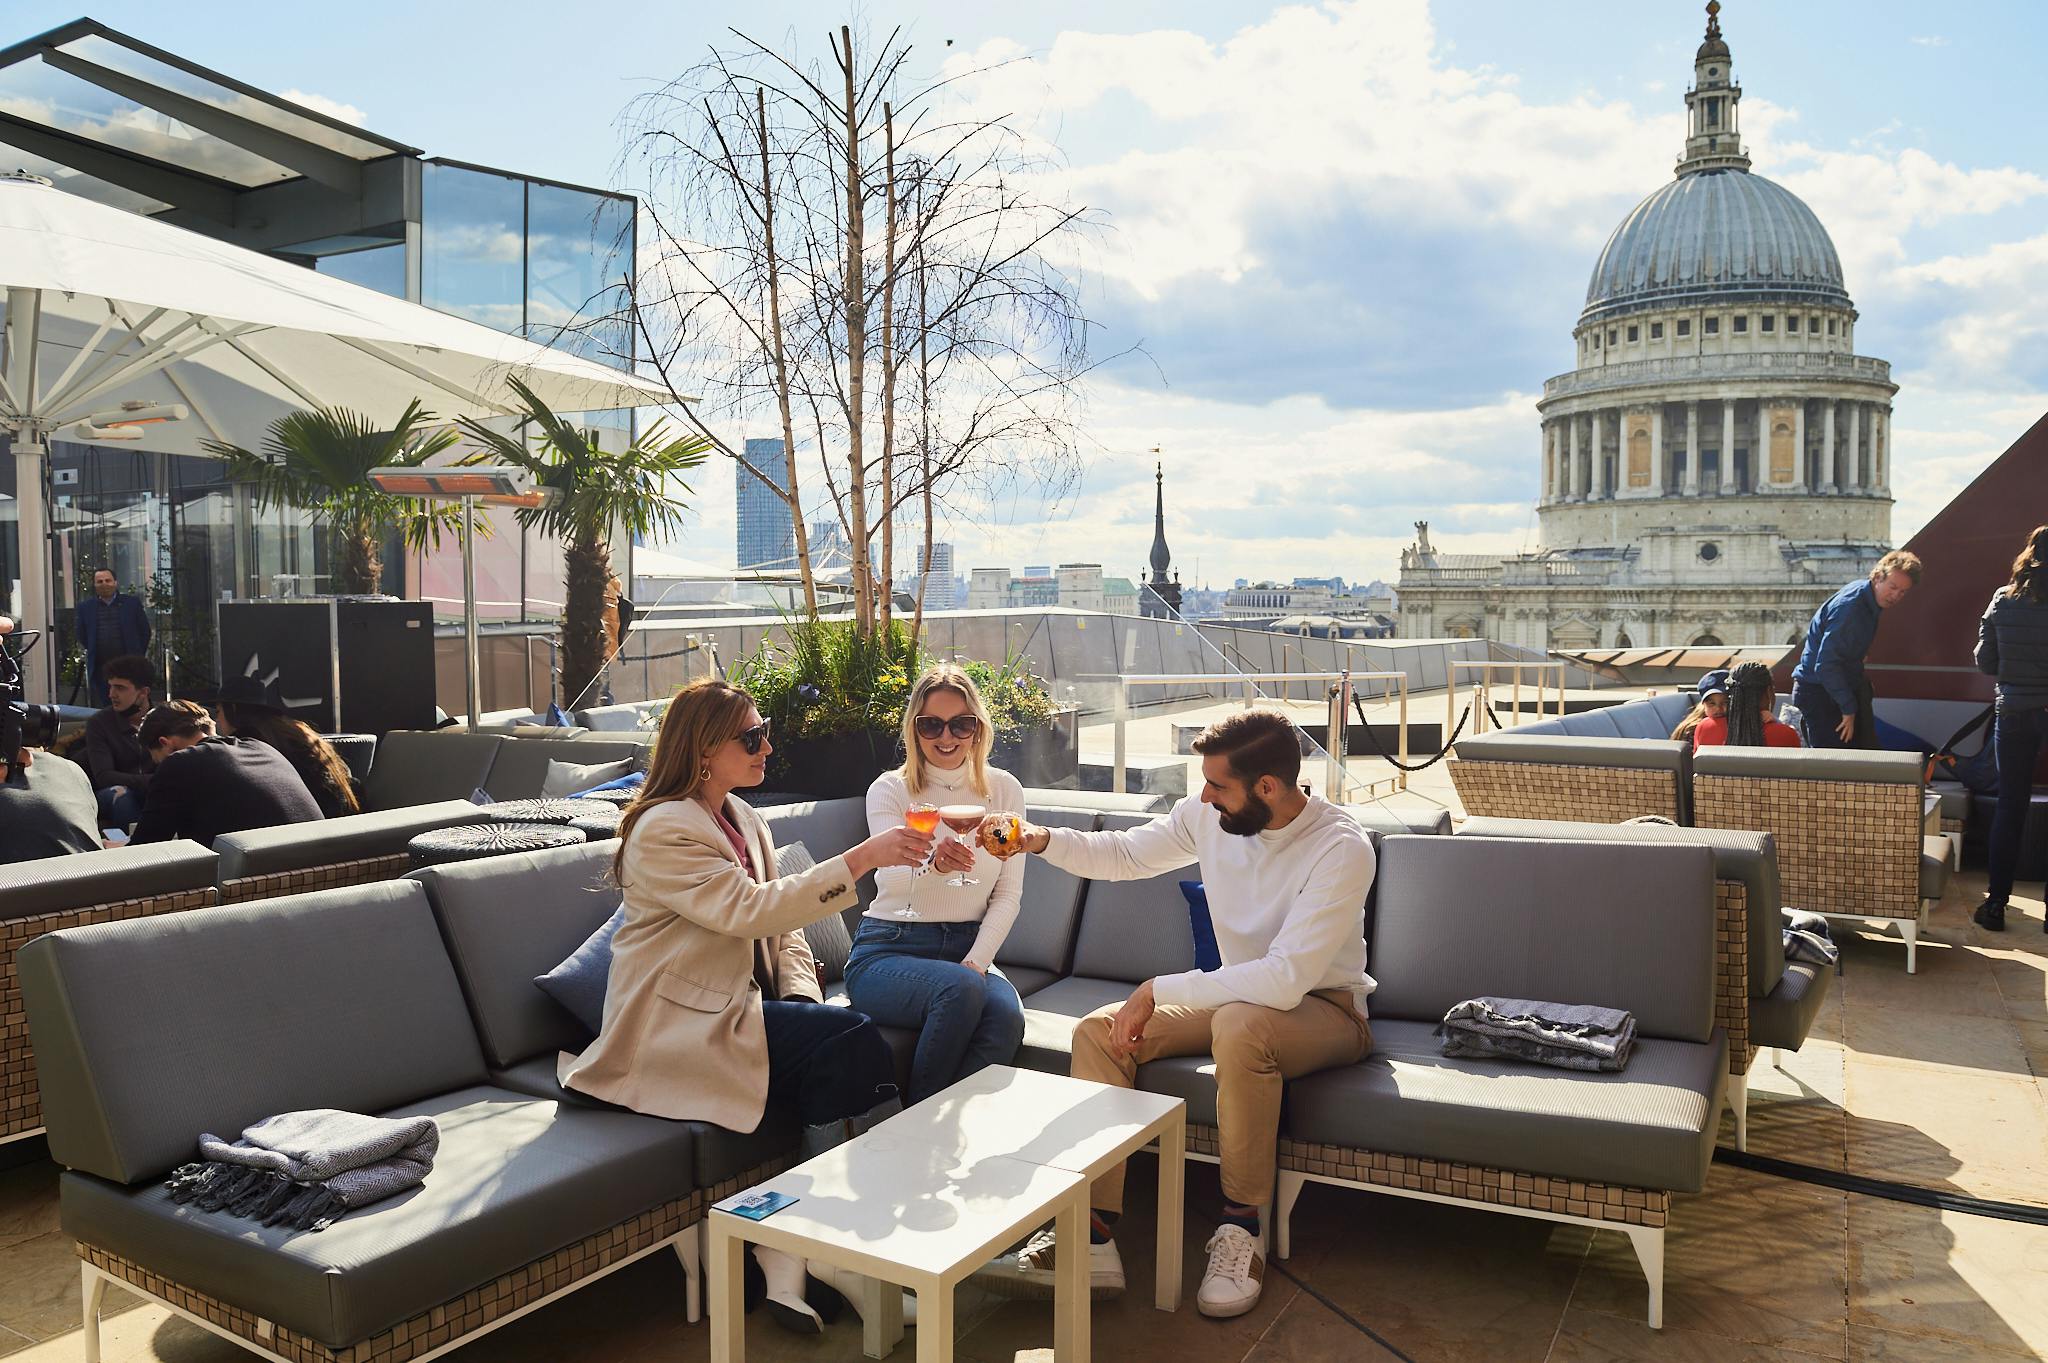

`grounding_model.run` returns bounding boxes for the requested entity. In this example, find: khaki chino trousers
[1070,989,1371,1213]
